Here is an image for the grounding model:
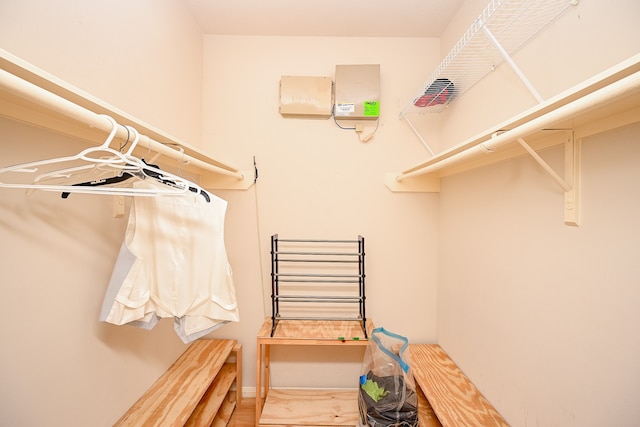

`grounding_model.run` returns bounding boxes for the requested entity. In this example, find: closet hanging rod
[0,67,243,181]
[396,69,640,182]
